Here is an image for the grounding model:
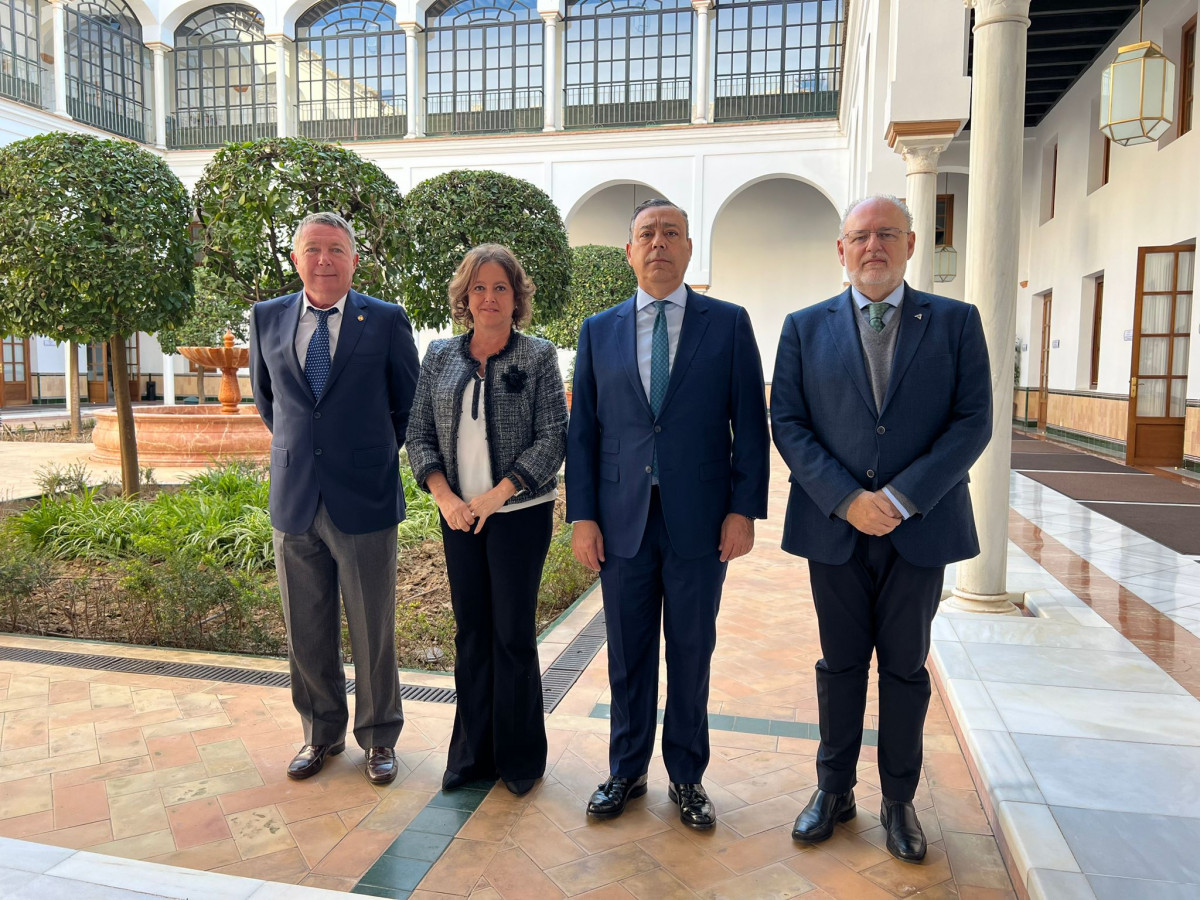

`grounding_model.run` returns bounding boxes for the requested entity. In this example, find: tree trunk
[109,335,140,498]
[64,340,81,439]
